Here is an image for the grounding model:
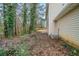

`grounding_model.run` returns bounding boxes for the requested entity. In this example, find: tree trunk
[29,3,37,33]
[22,3,27,34]
[45,3,49,29]
[3,4,16,38]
